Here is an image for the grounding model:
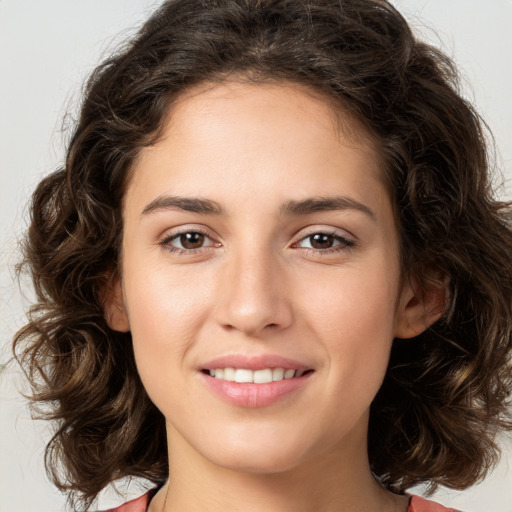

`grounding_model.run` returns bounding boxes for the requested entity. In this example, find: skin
[106,81,442,512]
